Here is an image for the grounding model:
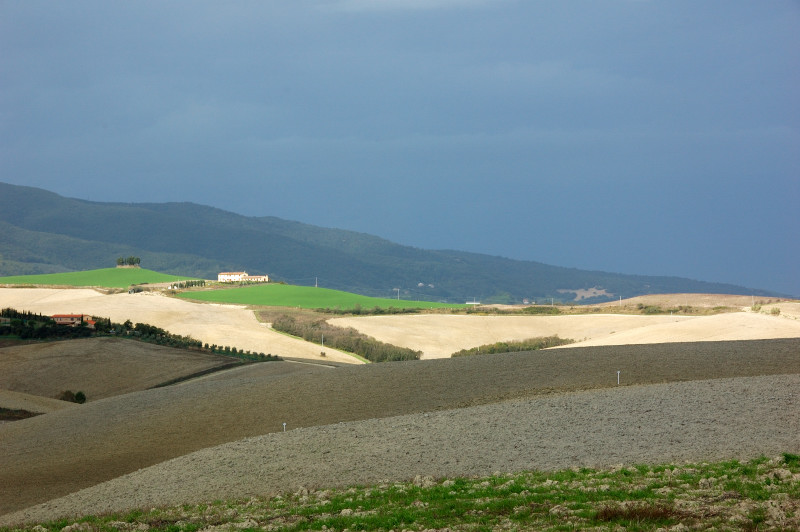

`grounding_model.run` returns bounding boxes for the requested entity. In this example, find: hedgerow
[271,314,420,362]
[451,336,574,357]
